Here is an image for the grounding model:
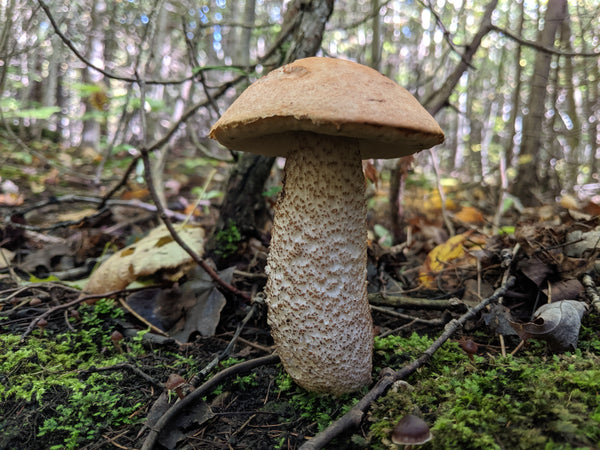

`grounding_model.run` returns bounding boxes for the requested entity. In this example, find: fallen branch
[140,353,280,450]
[582,274,600,314]
[369,292,465,310]
[18,285,157,342]
[300,275,516,450]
